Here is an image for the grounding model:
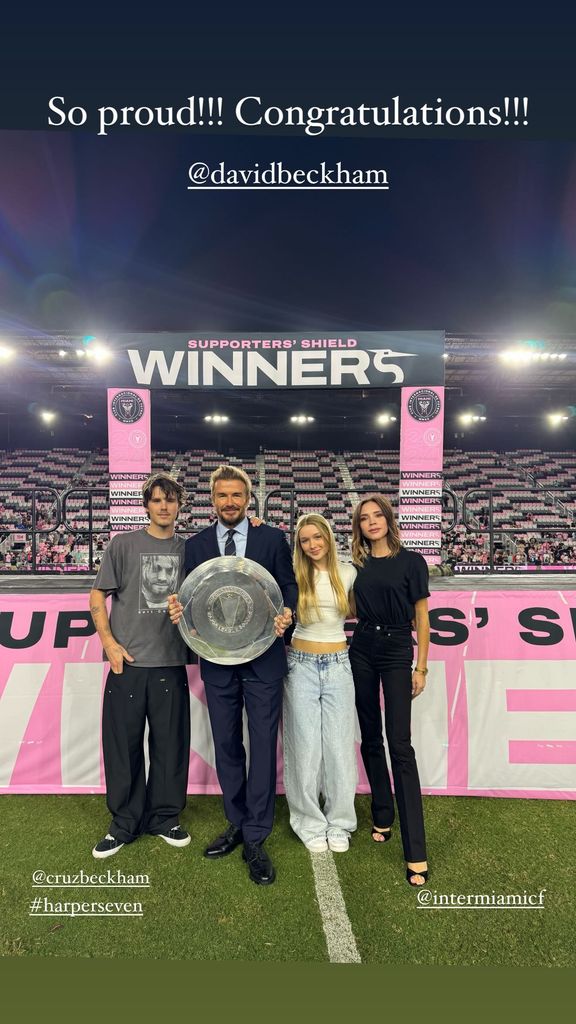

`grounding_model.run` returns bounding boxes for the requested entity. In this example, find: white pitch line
[310,852,361,963]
